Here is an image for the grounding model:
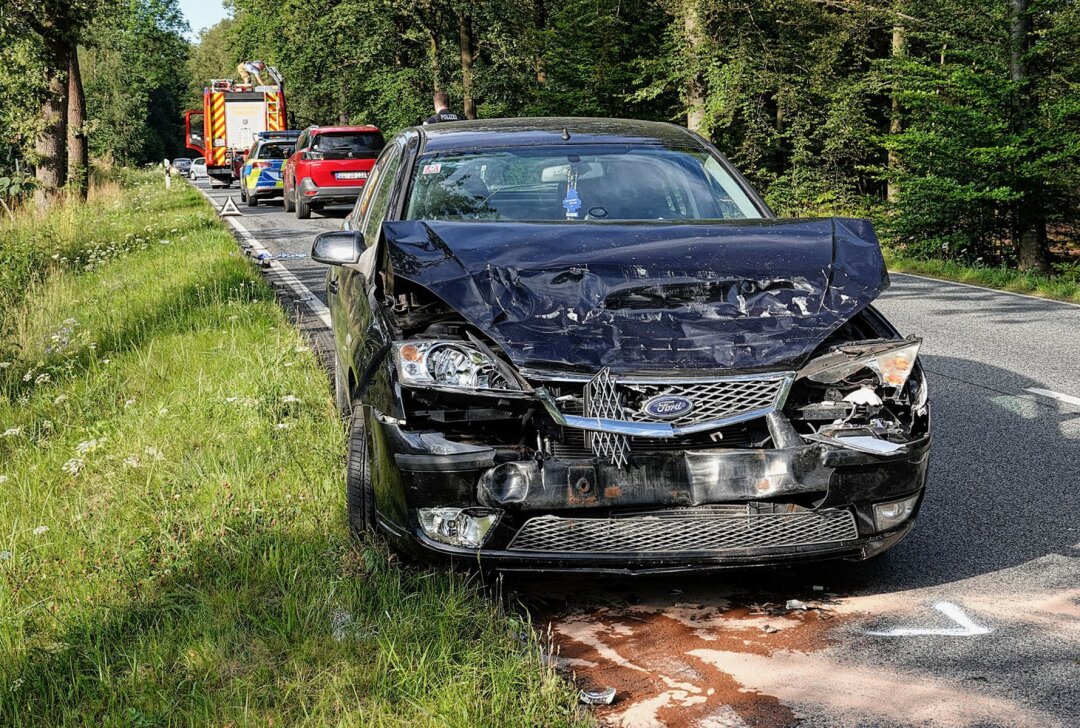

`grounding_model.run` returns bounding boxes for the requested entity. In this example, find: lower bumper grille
[507,508,859,554]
